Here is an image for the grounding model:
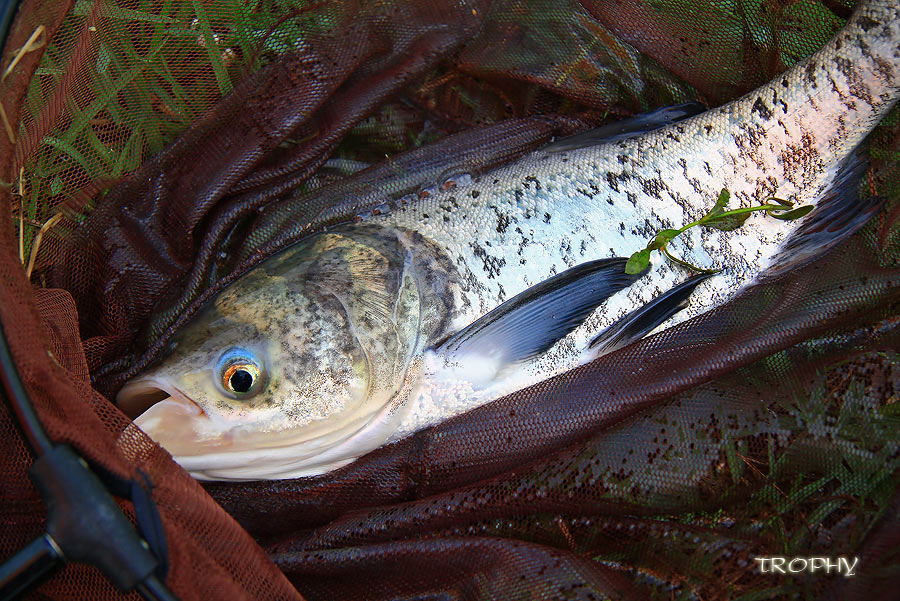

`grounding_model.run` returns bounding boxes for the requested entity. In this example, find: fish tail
[711,0,900,206]
[801,0,900,153]
[761,144,883,278]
